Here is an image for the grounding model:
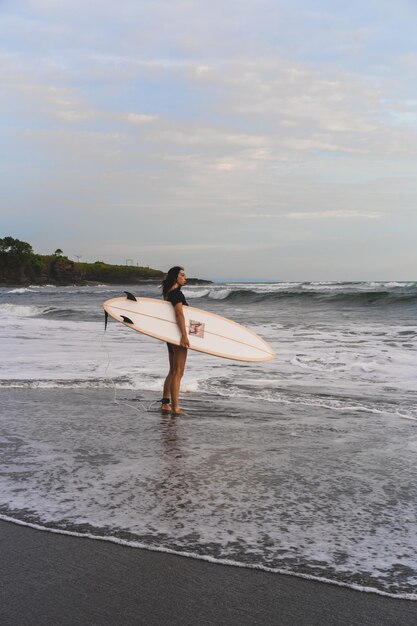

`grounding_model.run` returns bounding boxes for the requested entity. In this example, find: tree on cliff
[0,236,44,283]
[0,236,34,260]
